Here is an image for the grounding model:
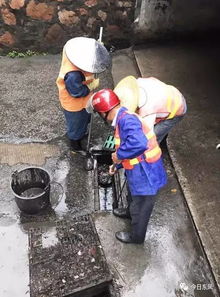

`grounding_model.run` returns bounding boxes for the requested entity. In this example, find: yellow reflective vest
[137,77,186,123]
